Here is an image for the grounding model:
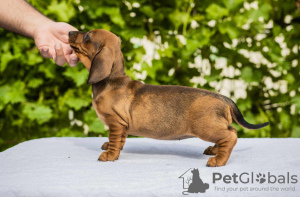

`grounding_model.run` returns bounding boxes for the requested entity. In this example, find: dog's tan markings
[68,29,269,166]
[206,130,237,167]
[101,128,127,151]
[203,144,219,155]
[99,120,125,161]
